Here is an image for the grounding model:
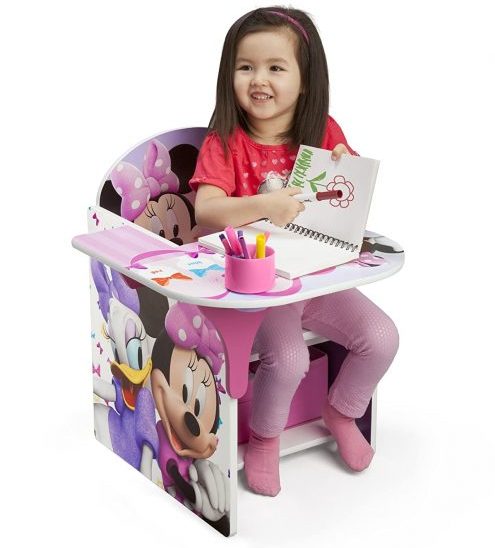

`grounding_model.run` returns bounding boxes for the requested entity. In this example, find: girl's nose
[251,71,268,87]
